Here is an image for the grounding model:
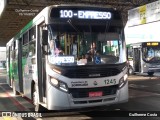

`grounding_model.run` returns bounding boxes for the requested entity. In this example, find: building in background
[0,47,6,73]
